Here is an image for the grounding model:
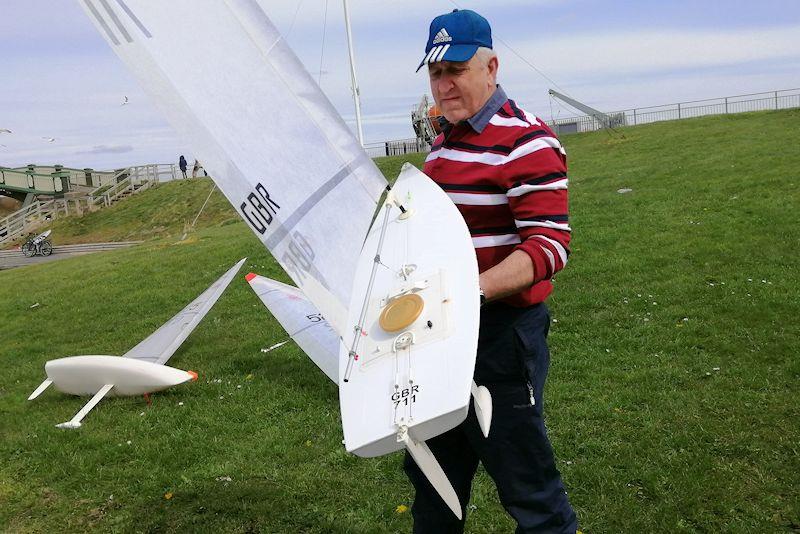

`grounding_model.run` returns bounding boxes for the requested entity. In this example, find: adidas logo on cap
[432,28,452,44]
